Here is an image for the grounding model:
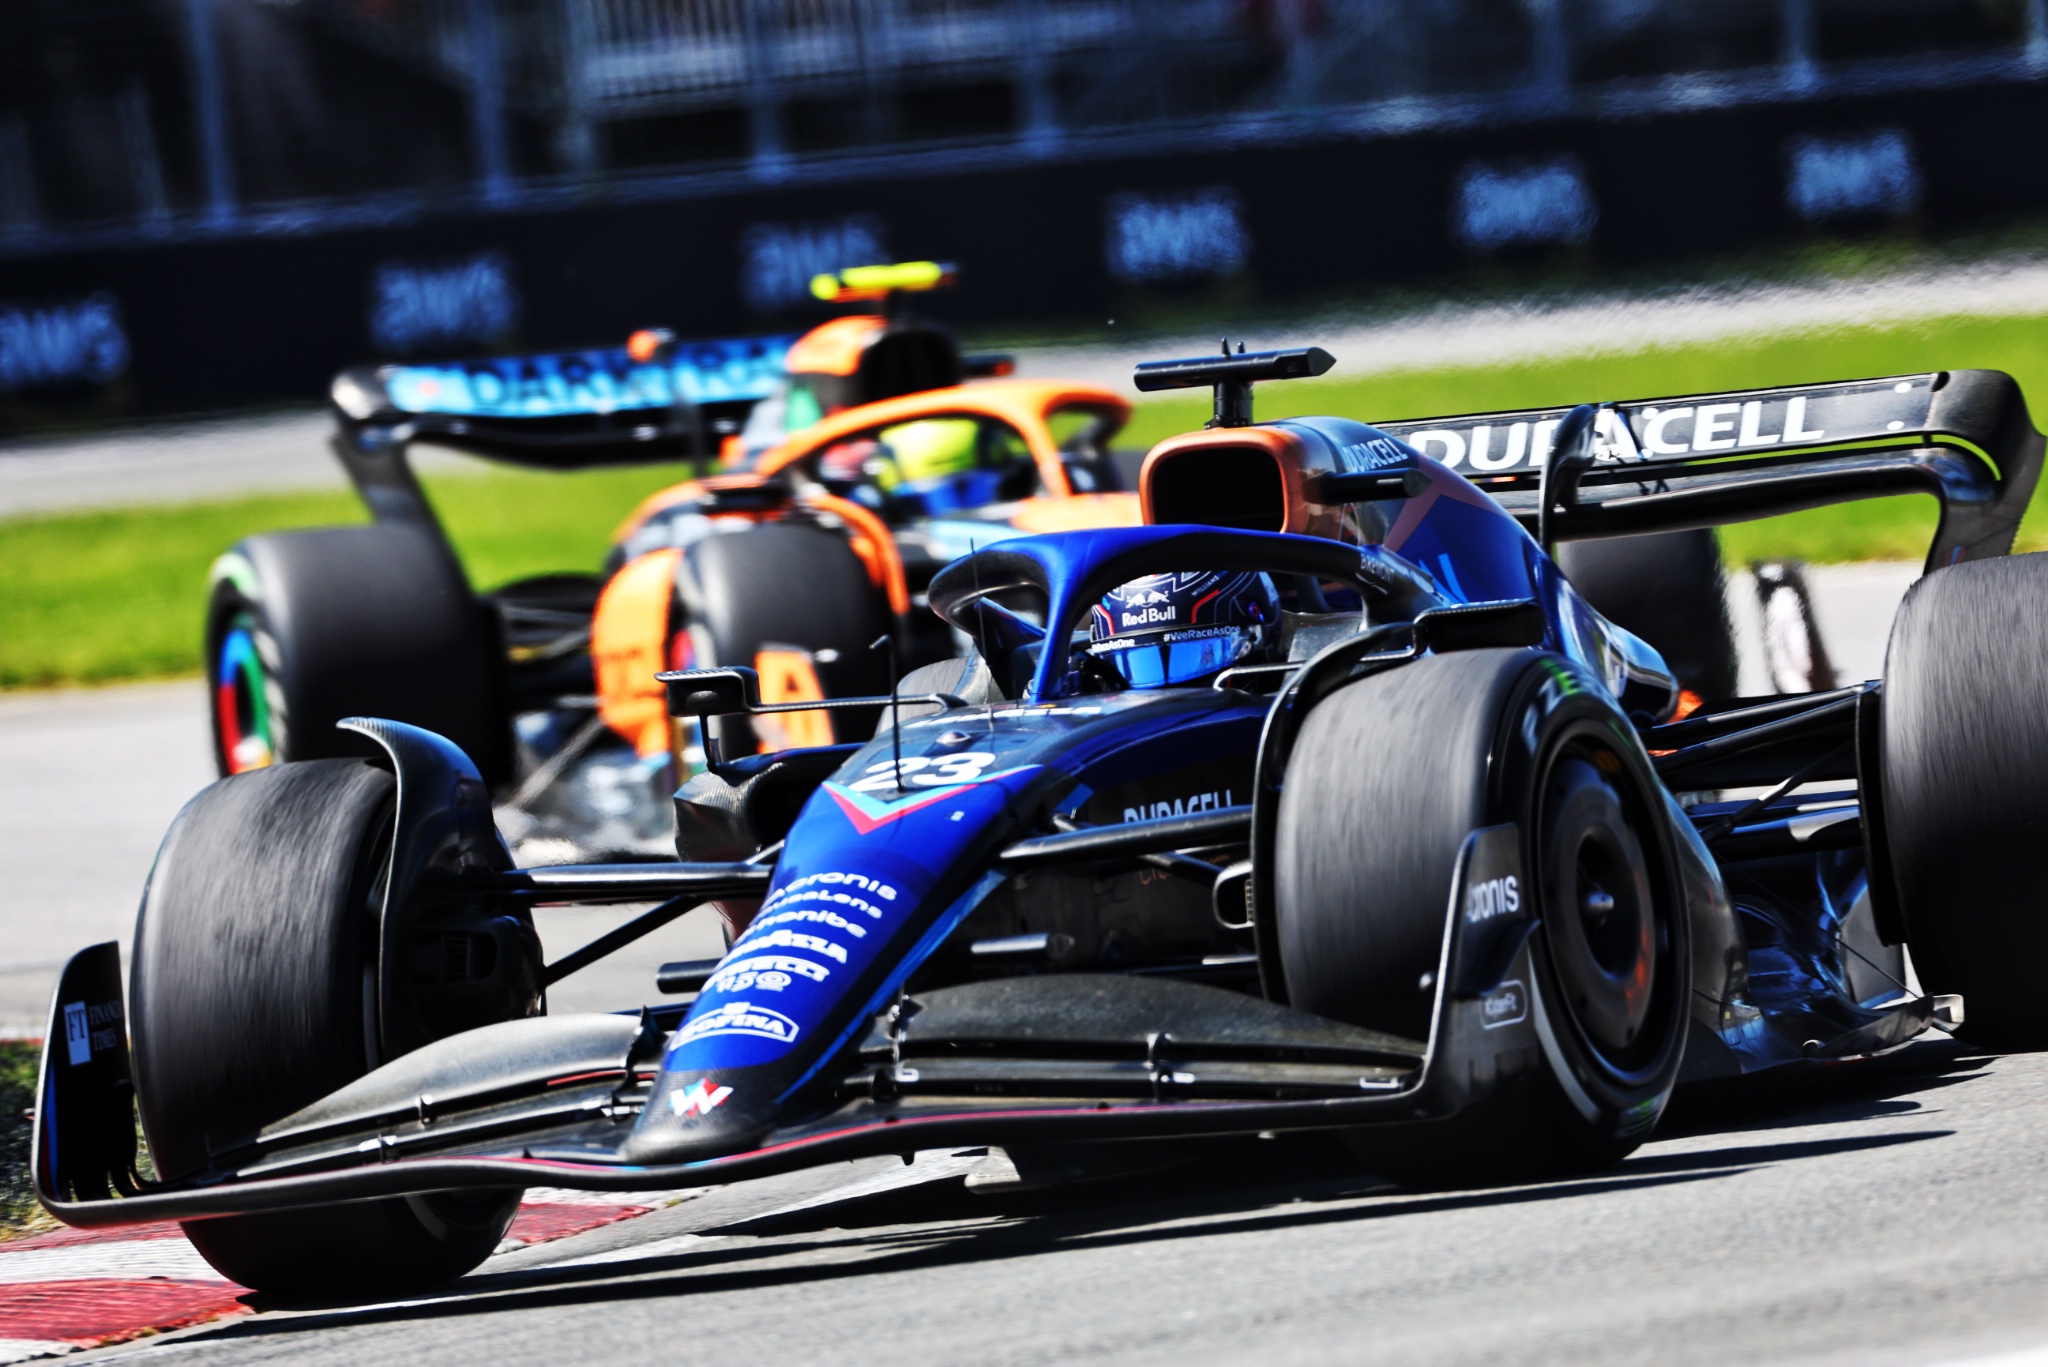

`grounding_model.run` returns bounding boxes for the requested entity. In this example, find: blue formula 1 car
[33,348,2048,1299]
